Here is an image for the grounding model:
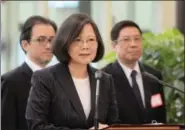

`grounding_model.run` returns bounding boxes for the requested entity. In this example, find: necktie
[131,70,144,110]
